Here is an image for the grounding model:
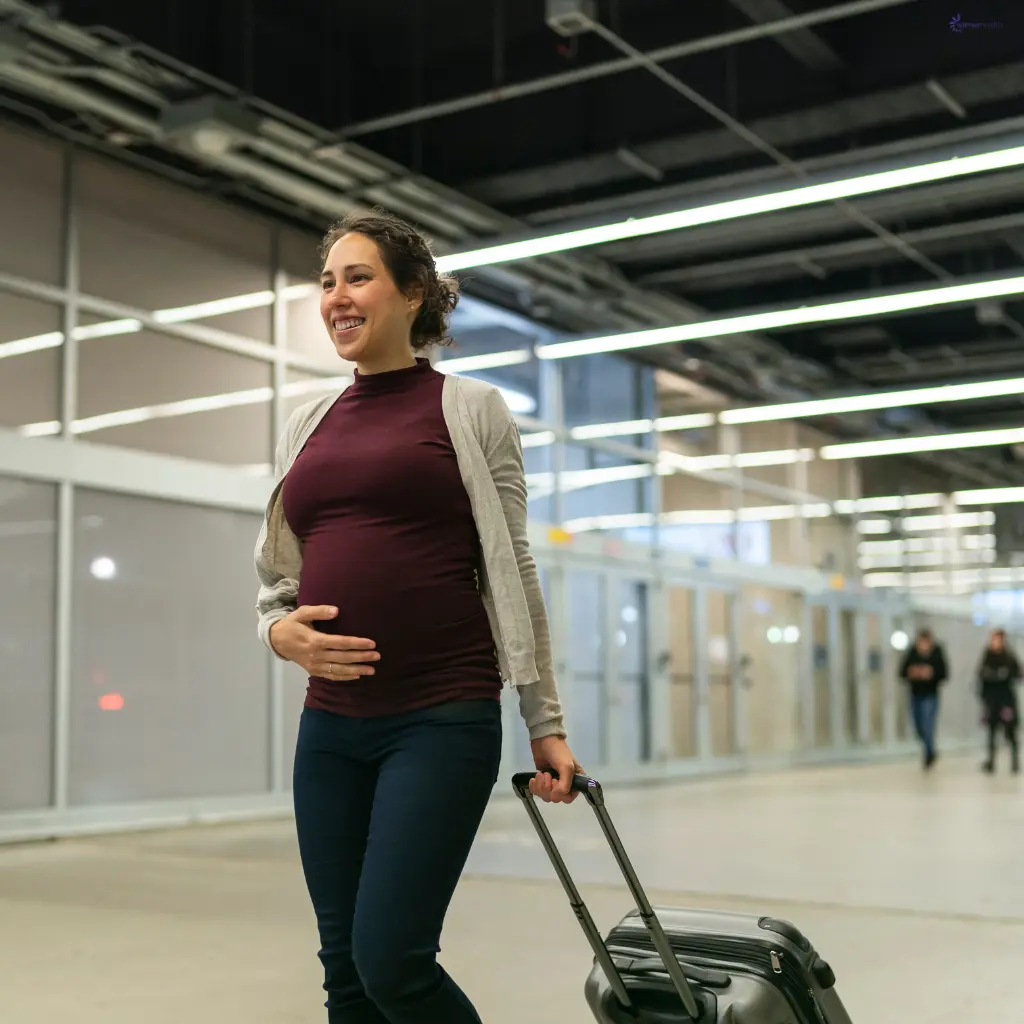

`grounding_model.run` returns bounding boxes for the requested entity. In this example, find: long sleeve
[480,400,566,741]
[254,406,304,656]
[898,650,912,680]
